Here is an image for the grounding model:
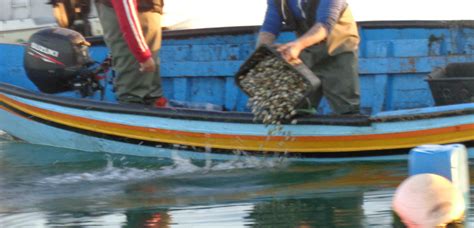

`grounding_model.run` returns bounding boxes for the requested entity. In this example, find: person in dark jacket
[96,0,167,107]
[49,0,92,36]
[257,0,360,115]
